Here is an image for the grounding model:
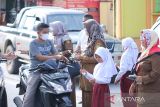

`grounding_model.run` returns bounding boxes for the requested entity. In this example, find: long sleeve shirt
[83,72,111,84]
[115,54,135,81]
